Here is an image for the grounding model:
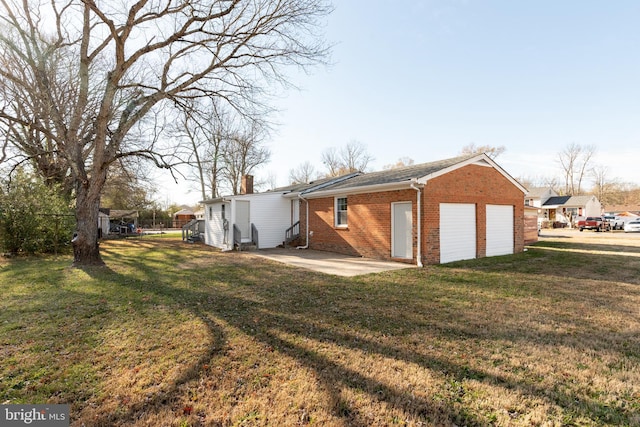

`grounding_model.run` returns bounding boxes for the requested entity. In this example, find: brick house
[286,153,527,265]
